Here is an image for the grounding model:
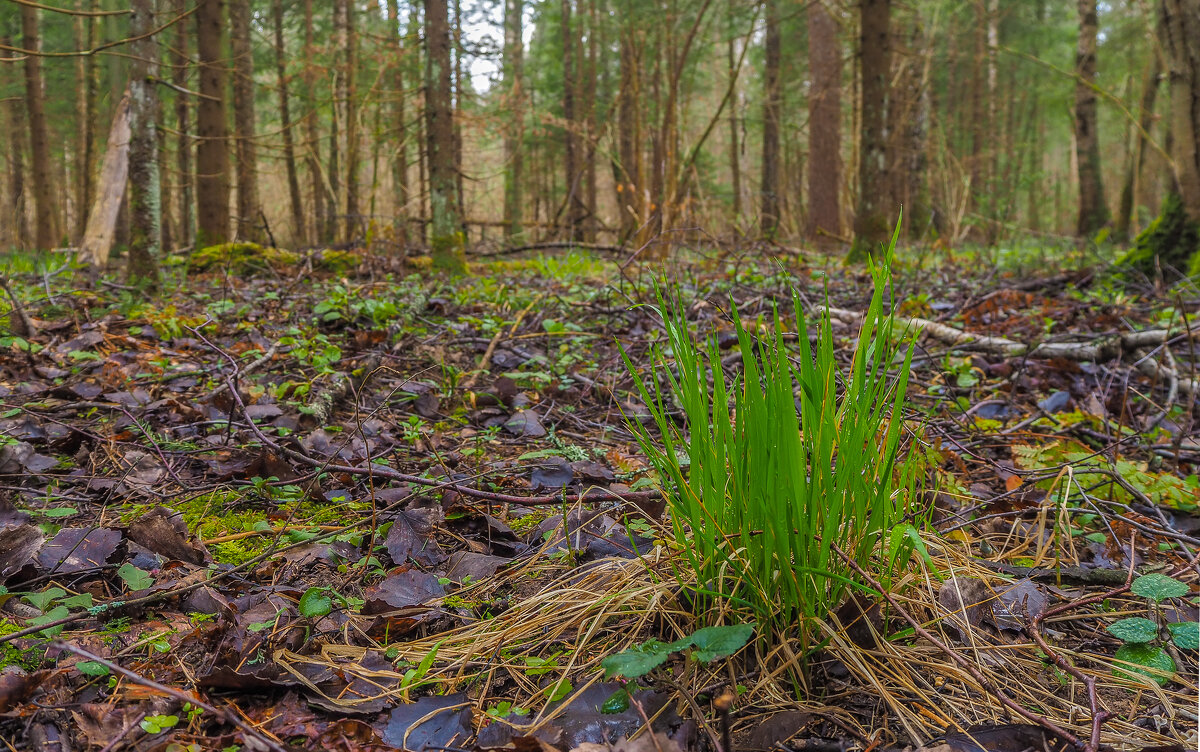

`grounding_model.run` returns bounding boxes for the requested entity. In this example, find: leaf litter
[0,249,1196,751]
